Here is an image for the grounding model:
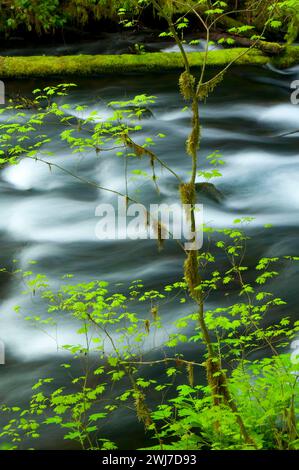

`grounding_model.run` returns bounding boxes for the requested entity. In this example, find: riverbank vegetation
[1,1,299,75]
[0,0,299,452]
[0,0,298,45]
